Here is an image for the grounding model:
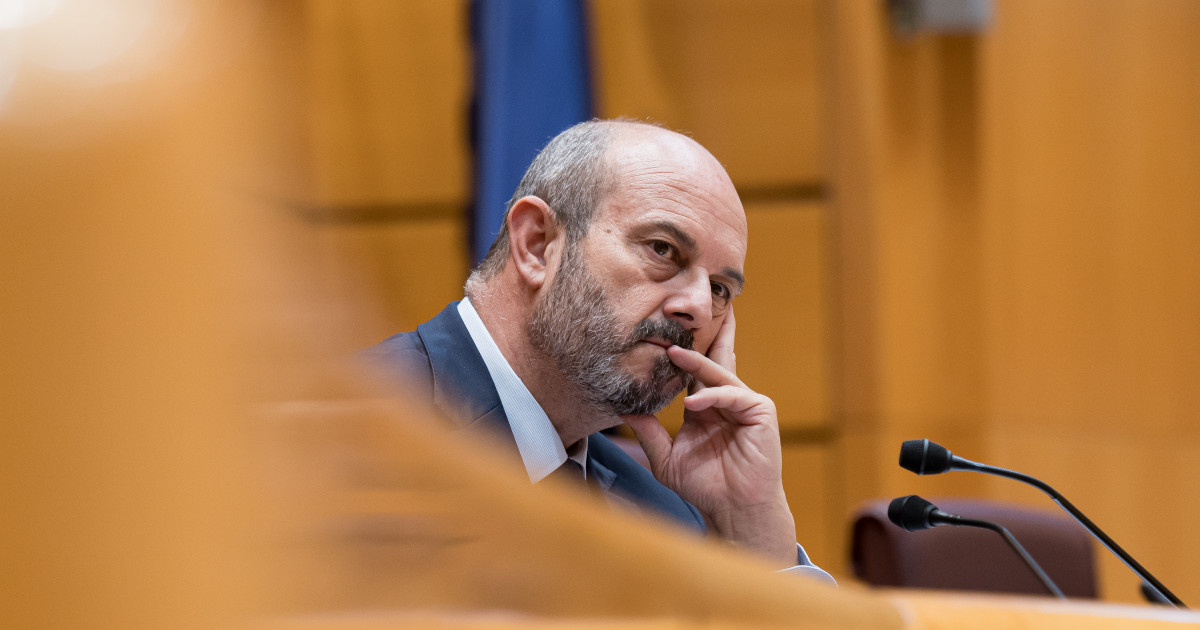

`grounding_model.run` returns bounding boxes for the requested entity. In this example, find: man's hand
[623,308,797,567]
